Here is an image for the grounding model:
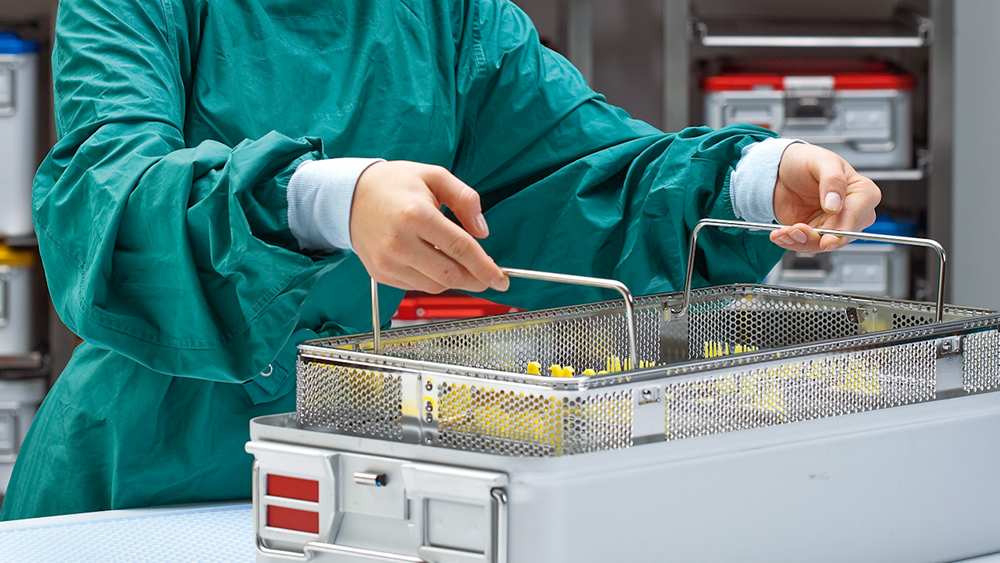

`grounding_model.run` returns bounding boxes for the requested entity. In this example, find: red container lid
[702,59,915,91]
[393,291,521,321]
